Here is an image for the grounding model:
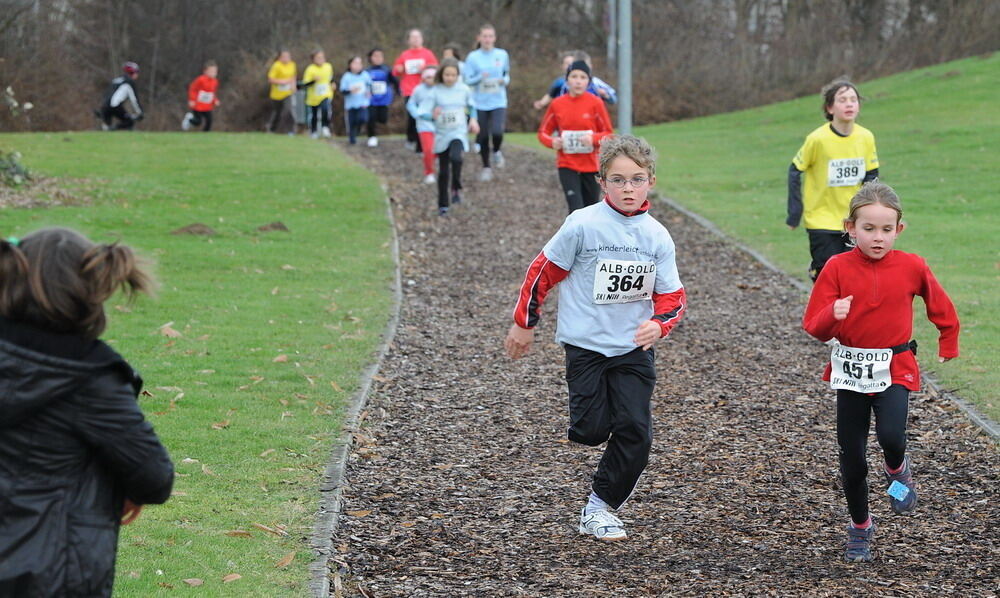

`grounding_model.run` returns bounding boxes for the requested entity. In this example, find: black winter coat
[0,317,174,597]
